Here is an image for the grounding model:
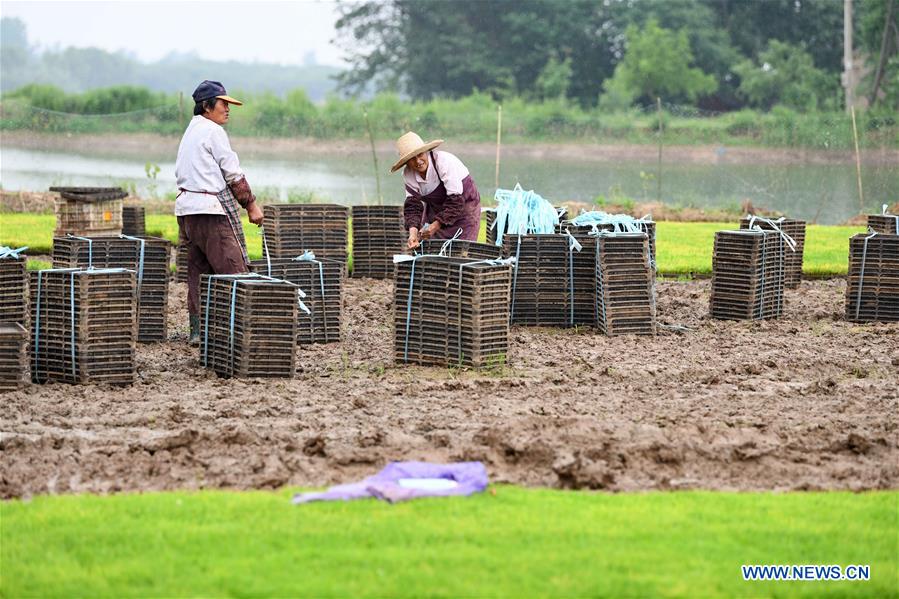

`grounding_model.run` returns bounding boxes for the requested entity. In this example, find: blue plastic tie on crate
[0,246,28,259]
[66,235,94,269]
[853,230,879,321]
